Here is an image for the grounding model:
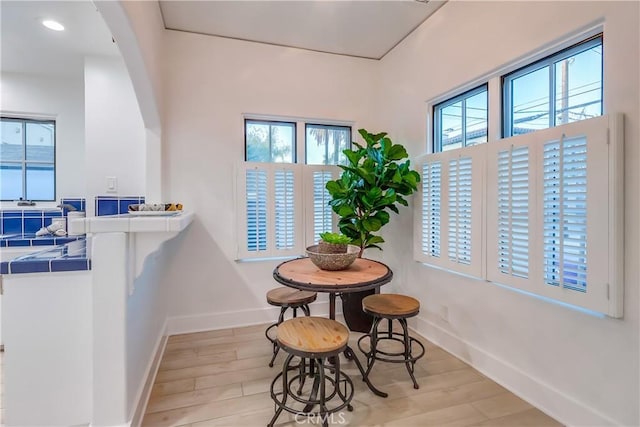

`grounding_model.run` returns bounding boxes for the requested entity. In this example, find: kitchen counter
[68,211,194,234]
[0,239,90,274]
